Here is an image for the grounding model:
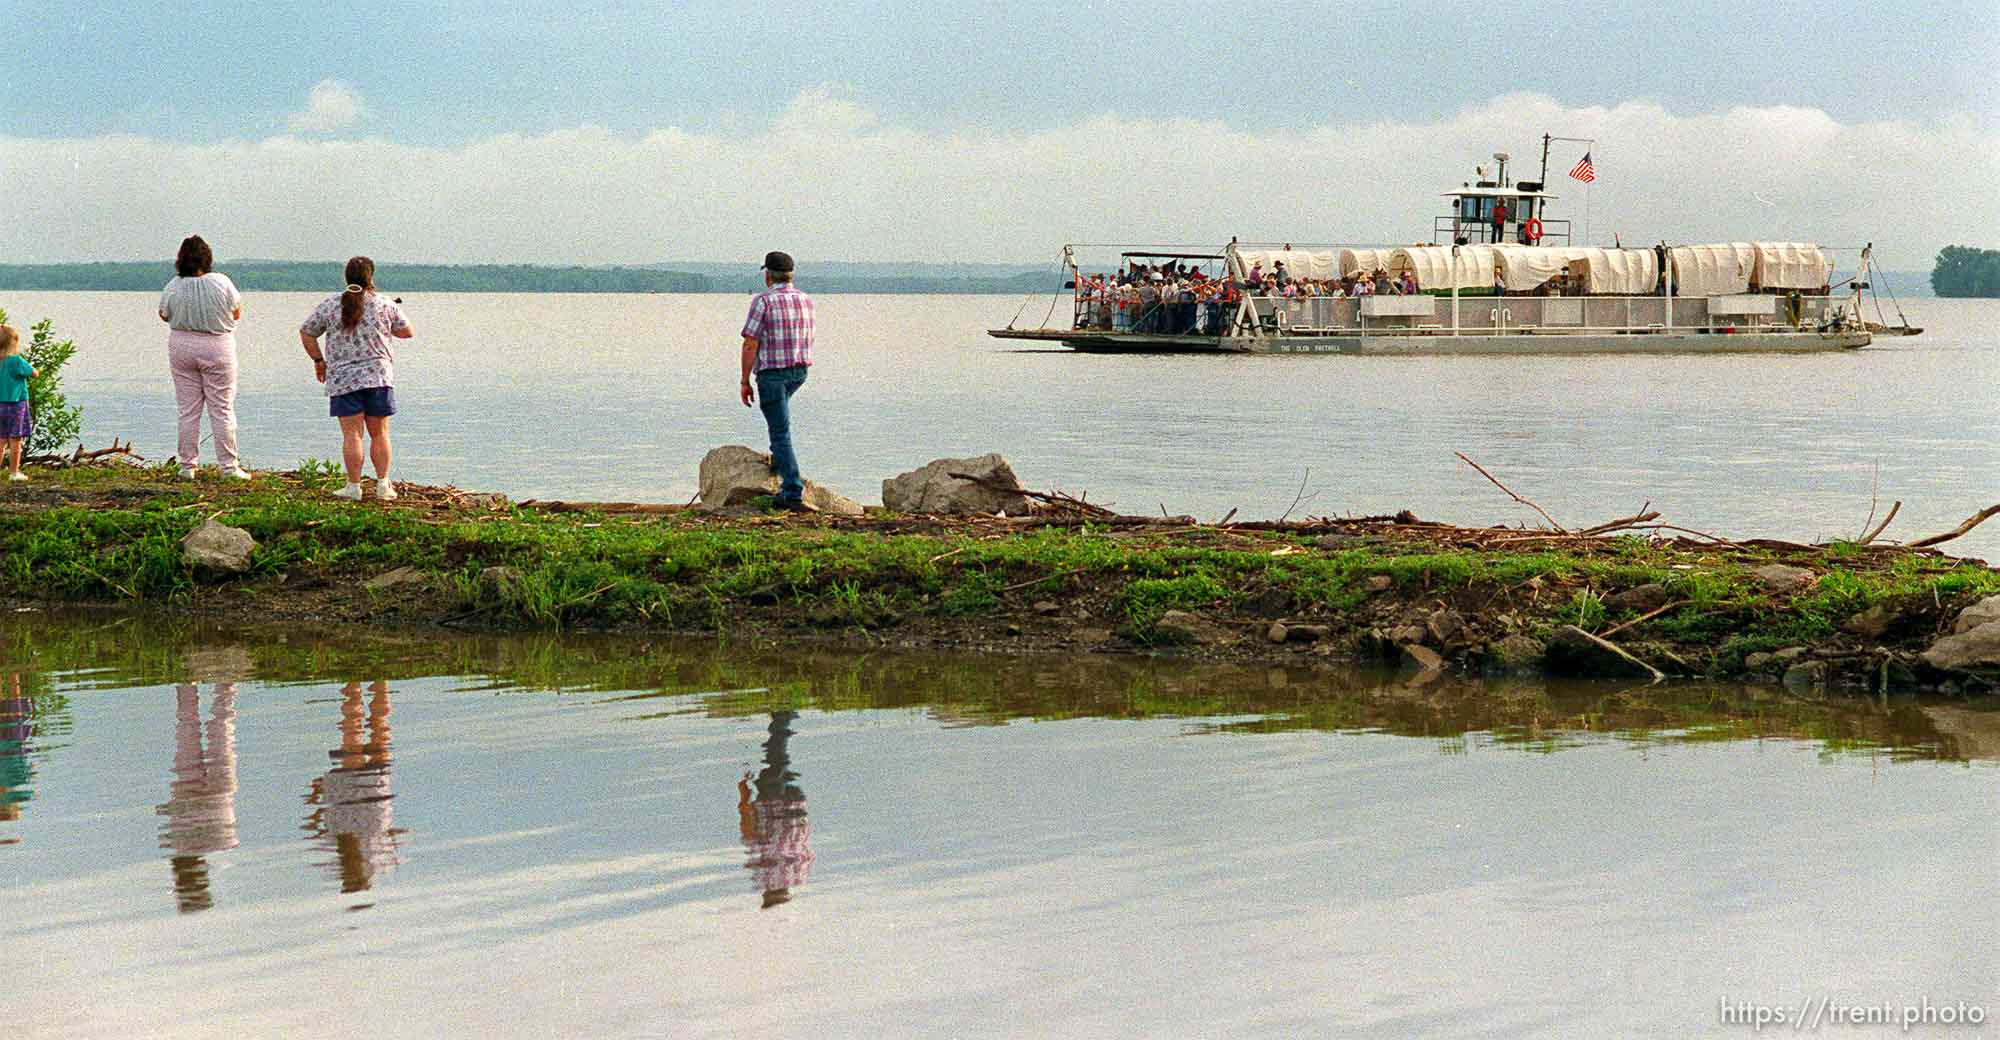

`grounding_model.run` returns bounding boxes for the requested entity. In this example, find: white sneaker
[6,472,26,482]
[180,466,197,480]
[375,478,398,502]
[224,467,253,481]
[333,483,364,501]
